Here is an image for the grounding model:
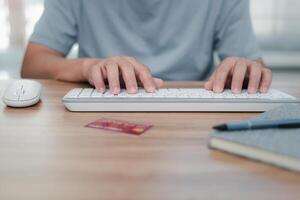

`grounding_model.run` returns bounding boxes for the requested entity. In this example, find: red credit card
[85,118,153,135]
